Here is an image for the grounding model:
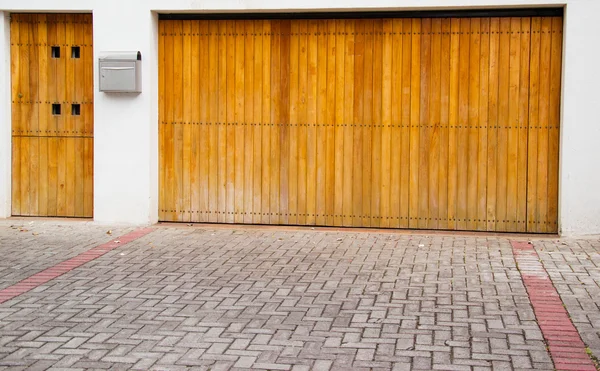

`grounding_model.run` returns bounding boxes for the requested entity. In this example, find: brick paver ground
[0,219,598,370]
[0,220,132,291]
[533,238,600,362]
